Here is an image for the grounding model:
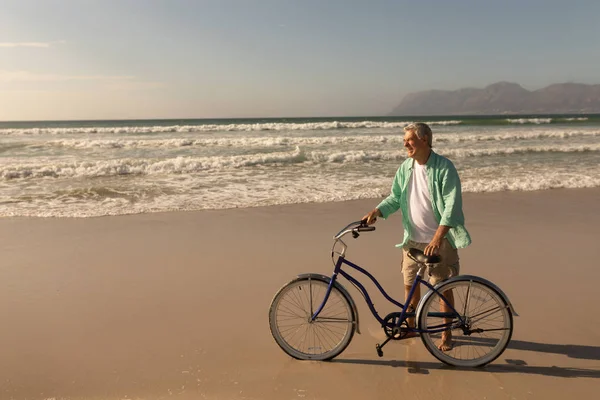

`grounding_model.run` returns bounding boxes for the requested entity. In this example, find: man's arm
[362,168,402,224]
[425,164,464,256]
[376,169,403,219]
[439,163,464,228]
